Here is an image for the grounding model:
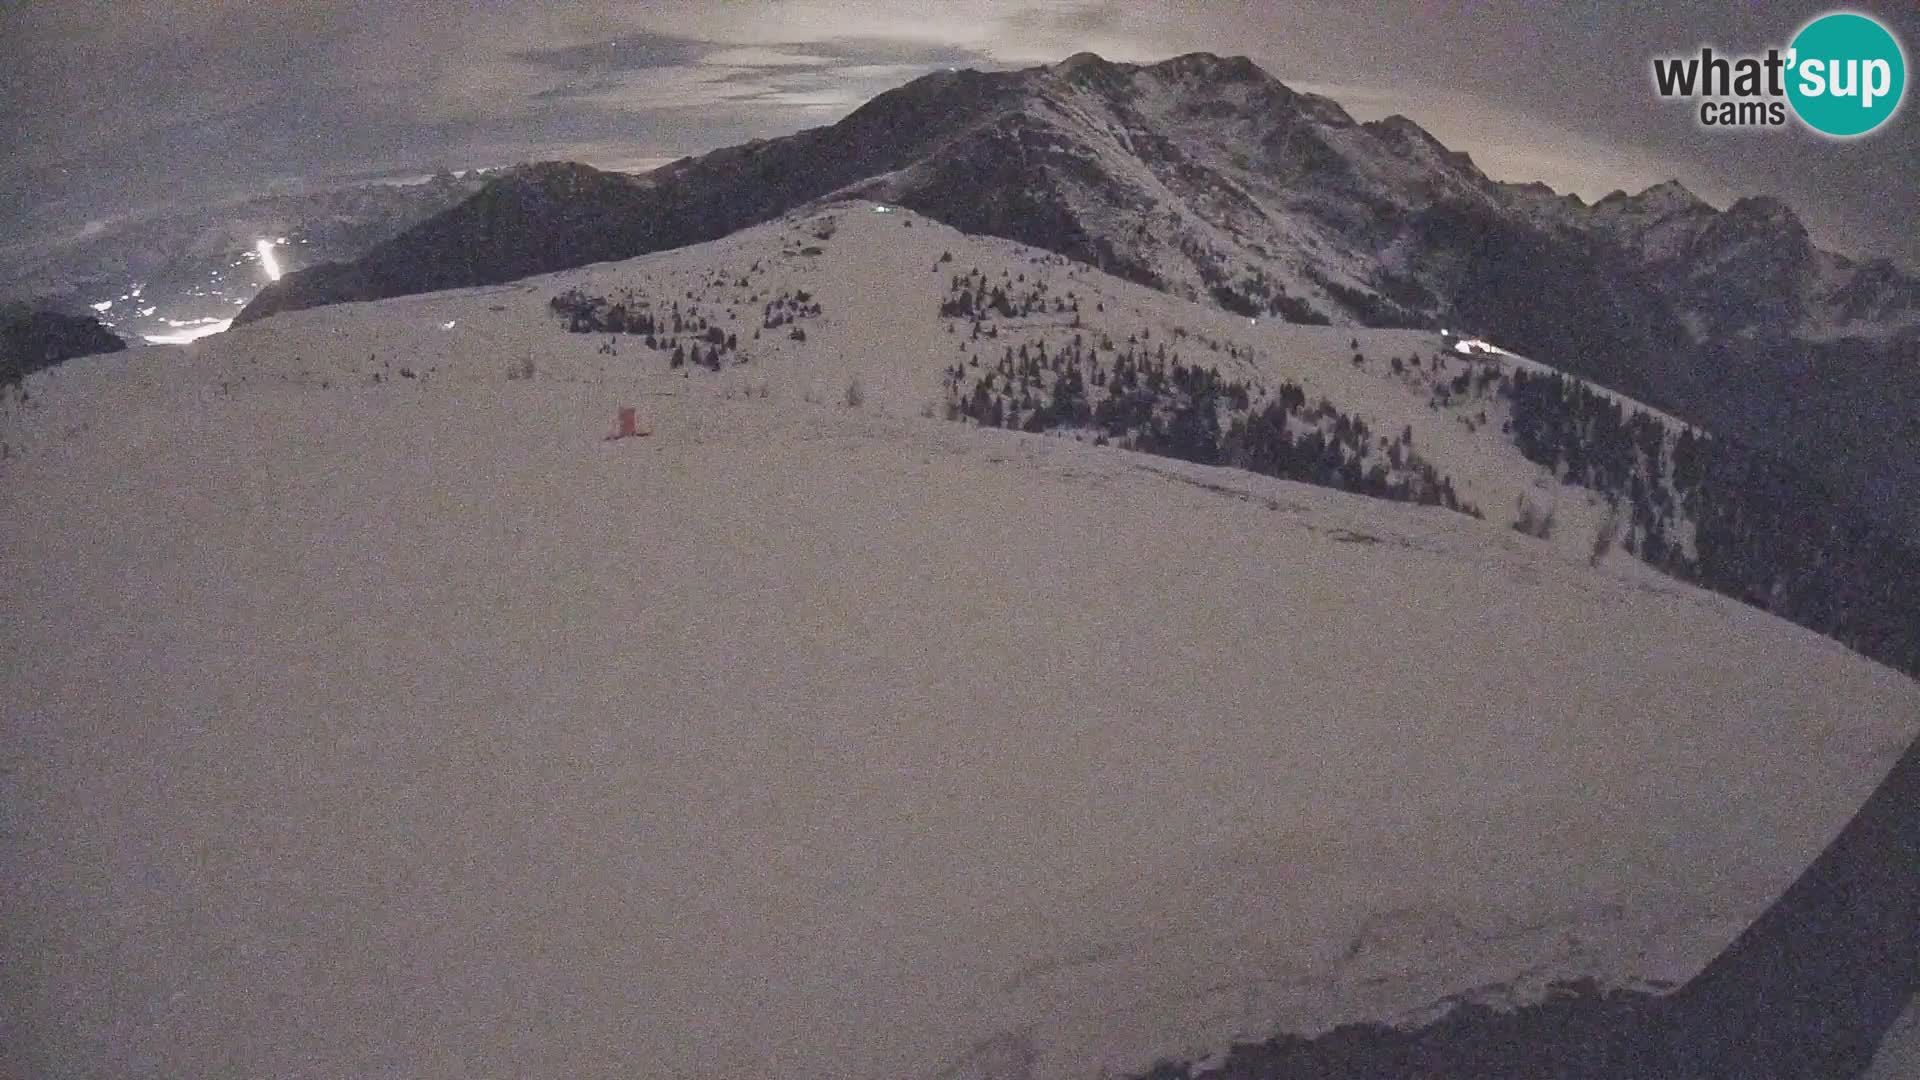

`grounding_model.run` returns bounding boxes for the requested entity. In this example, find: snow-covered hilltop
[6,203,1918,1079]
